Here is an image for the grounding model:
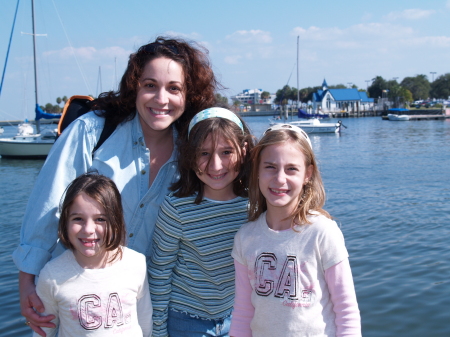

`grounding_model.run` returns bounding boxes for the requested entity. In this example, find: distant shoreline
[0,119,59,126]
